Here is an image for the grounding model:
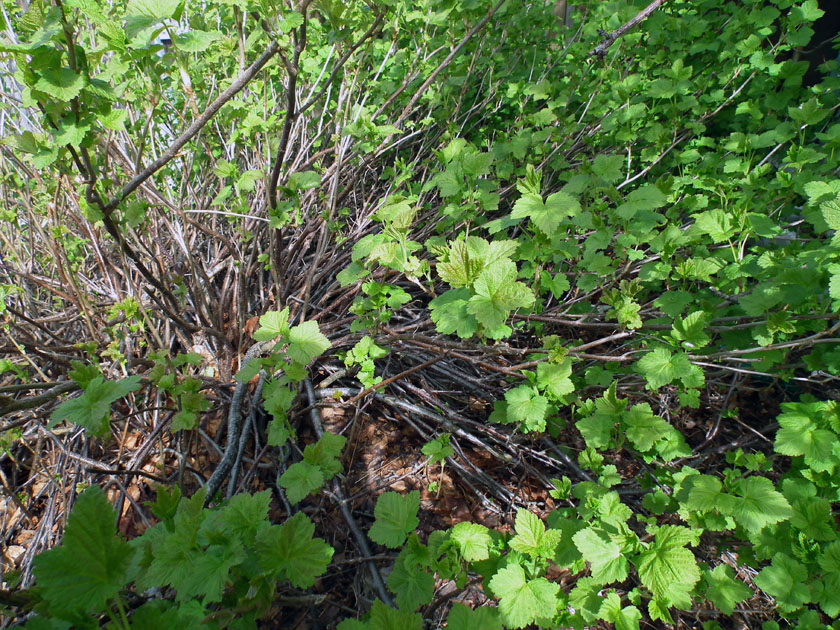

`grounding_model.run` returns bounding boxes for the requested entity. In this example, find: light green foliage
[634,525,700,609]
[488,564,560,629]
[704,564,753,615]
[508,508,562,561]
[368,491,420,549]
[33,487,133,615]
[50,375,142,438]
[445,603,502,630]
[279,431,345,504]
[11,0,840,625]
